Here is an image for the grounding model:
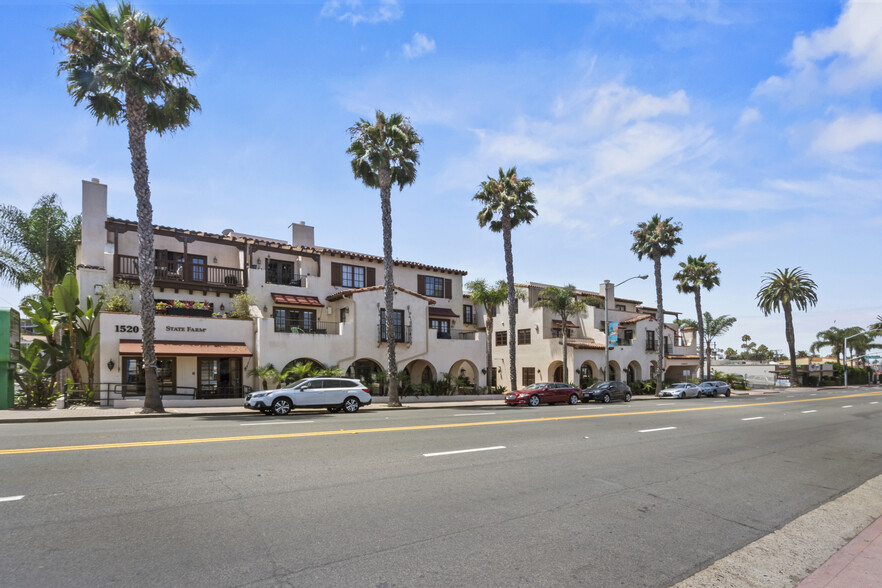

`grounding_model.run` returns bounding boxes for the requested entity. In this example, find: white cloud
[737,107,760,128]
[755,0,882,99]
[810,111,882,154]
[403,33,436,59]
[320,0,402,25]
